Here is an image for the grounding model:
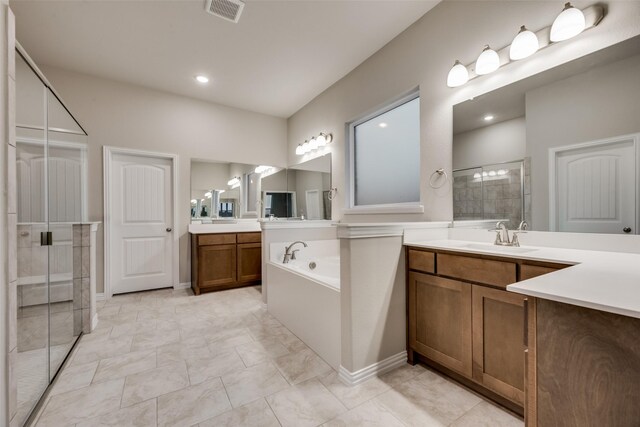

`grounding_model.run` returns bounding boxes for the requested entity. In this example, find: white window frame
[344,88,424,215]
